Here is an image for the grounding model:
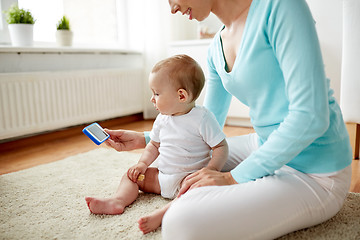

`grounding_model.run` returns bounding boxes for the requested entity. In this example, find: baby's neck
[171,102,196,116]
